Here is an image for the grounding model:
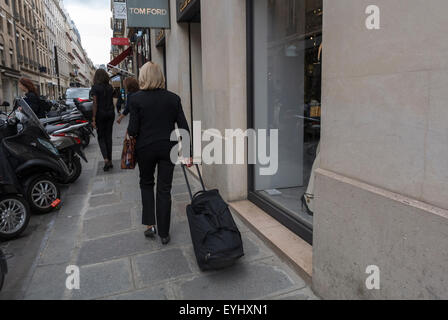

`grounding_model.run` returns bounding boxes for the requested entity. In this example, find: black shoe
[103,163,110,172]
[160,235,170,245]
[109,162,114,169]
[144,226,157,238]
